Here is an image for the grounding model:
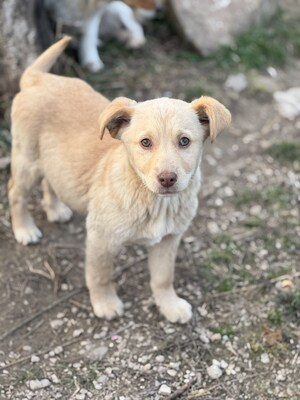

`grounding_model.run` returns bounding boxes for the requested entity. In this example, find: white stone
[260,353,270,364]
[220,360,229,369]
[30,355,40,363]
[207,221,220,235]
[167,369,177,377]
[28,379,51,390]
[207,365,223,380]
[211,333,222,342]
[225,73,247,92]
[51,374,60,384]
[159,384,172,395]
[155,355,165,363]
[73,329,84,338]
[50,319,64,330]
[274,87,300,120]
